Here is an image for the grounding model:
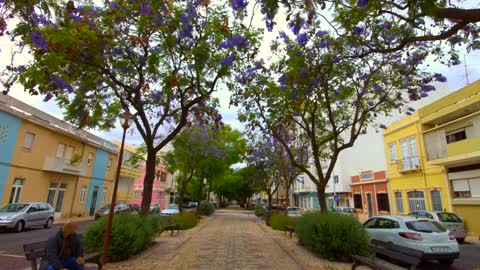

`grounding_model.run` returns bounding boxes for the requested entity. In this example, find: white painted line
[0,253,24,258]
